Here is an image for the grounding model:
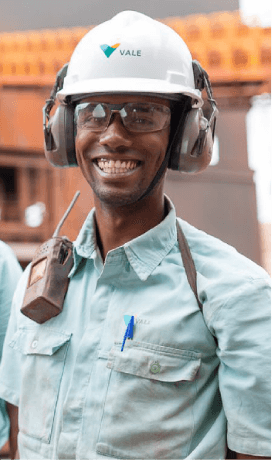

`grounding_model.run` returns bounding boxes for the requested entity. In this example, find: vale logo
[100,43,120,58]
